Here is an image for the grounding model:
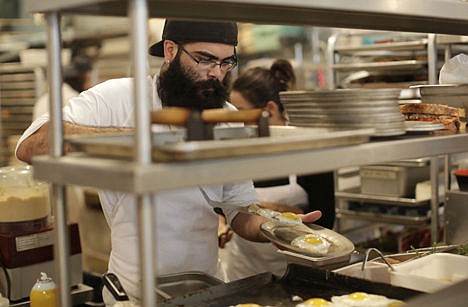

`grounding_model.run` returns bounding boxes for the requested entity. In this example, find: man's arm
[16,121,133,164]
[230,210,322,243]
